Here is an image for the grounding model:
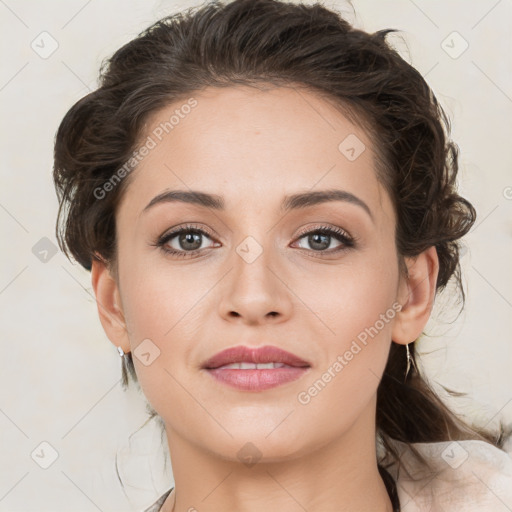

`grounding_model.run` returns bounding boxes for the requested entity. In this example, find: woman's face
[112,85,404,461]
